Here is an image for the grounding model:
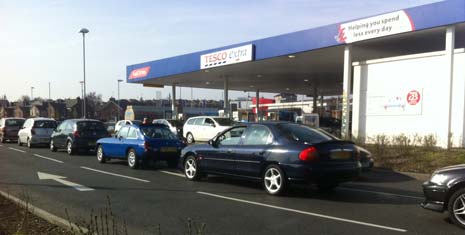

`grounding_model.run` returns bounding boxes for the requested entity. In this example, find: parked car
[104,121,116,136]
[357,145,374,171]
[422,164,465,229]
[0,118,25,143]
[180,122,361,195]
[153,119,183,136]
[18,118,57,148]
[115,120,142,133]
[183,116,236,144]
[50,119,108,155]
[96,124,185,169]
